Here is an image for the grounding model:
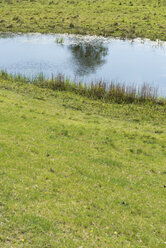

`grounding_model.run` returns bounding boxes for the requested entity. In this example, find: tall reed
[0,70,164,105]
